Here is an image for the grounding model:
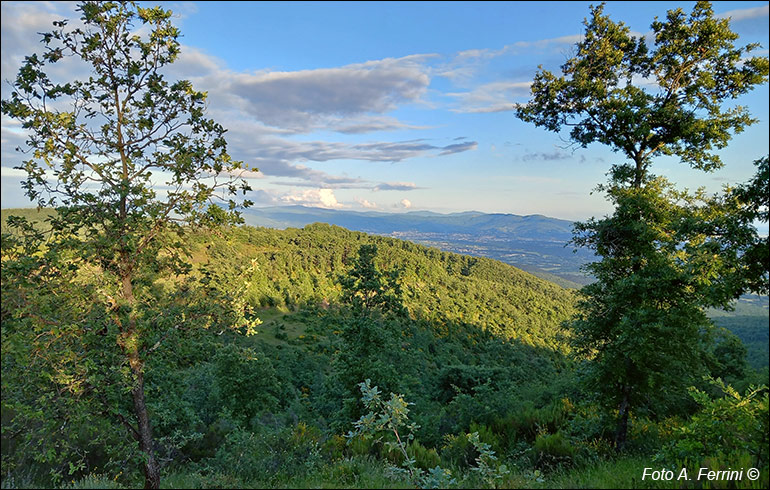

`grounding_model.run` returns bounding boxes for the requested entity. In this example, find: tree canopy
[516,0,768,450]
[516,1,769,188]
[1,2,253,487]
